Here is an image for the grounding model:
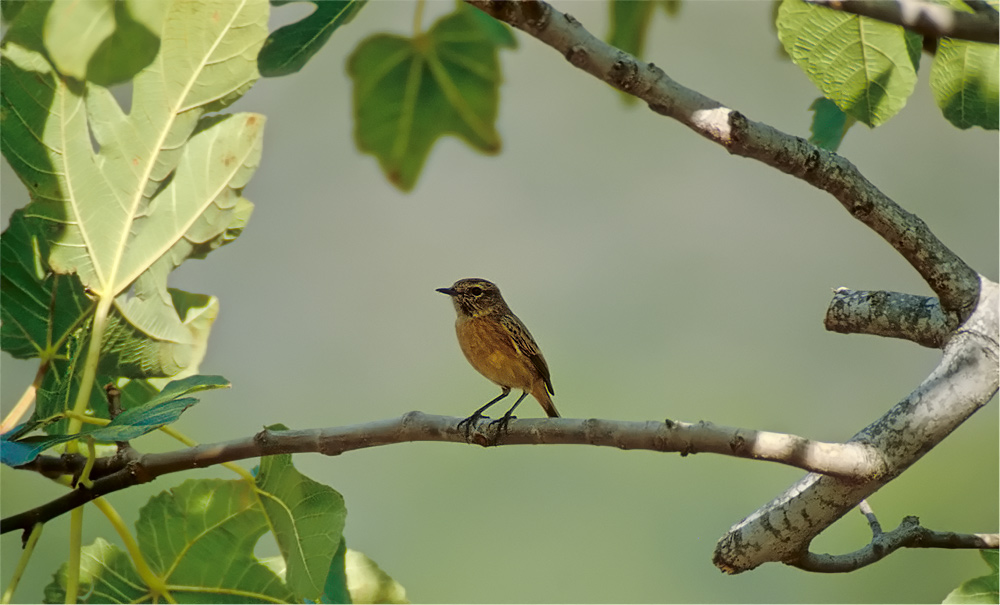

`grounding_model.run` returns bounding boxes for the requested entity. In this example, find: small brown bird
[437,278,559,433]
